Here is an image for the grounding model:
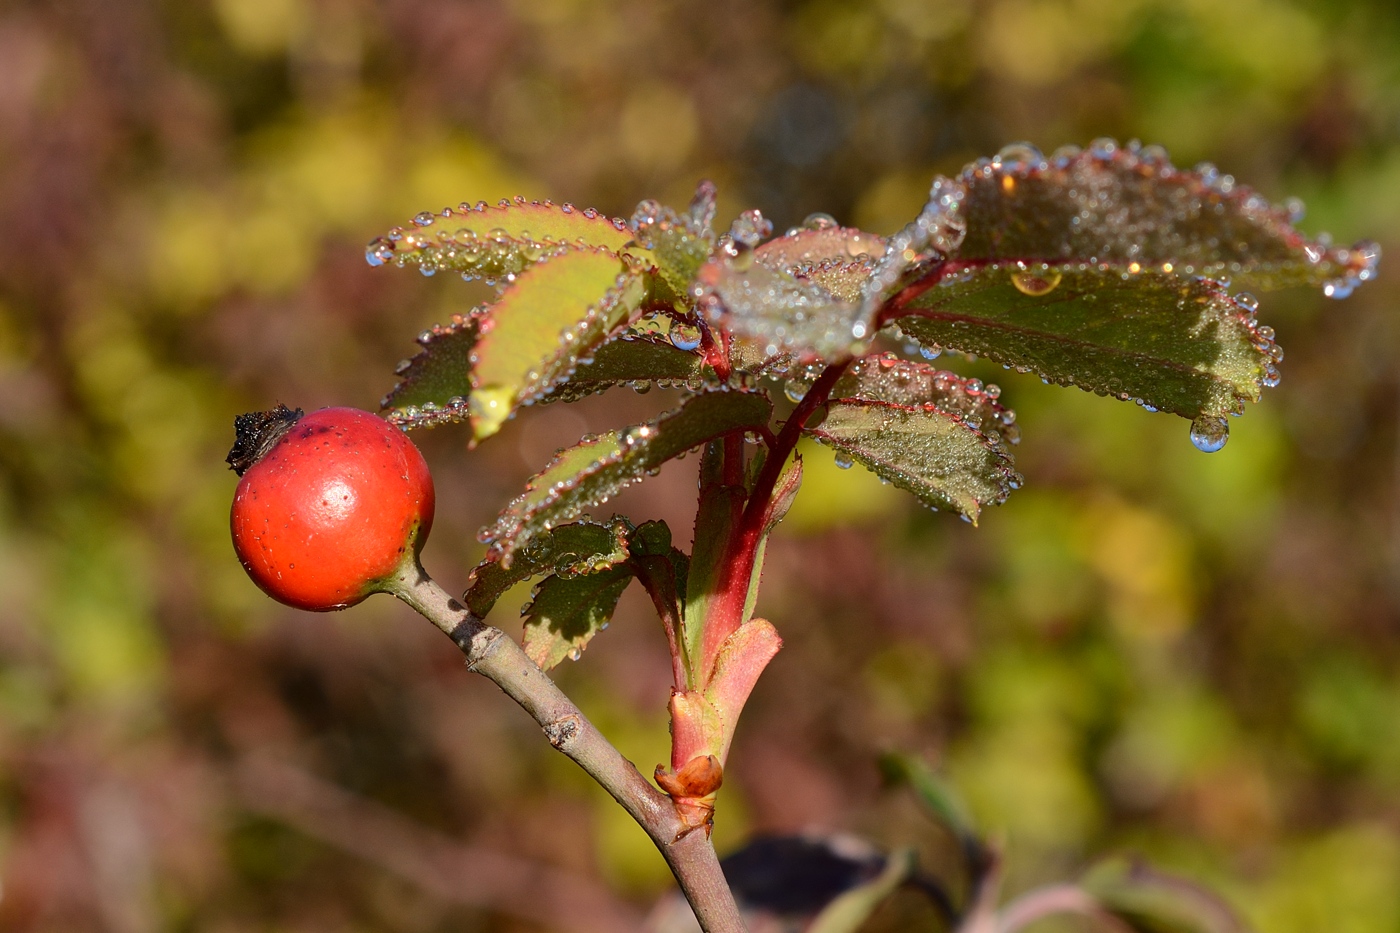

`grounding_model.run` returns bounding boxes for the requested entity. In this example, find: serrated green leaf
[889,267,1272,424]
[1081,858,1245,933]
[806,389,1019,522]
[365,199,636,280]
[469,248,644,439]
[522,565,634,669]
[629,186,718,301]
[483,390,772,564]
[833,353,1020,449]
[540,333,705,404]
[807,847,917,933]
[464,519,631,617]
[381,311,481,429]
[951,142,1376,291]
